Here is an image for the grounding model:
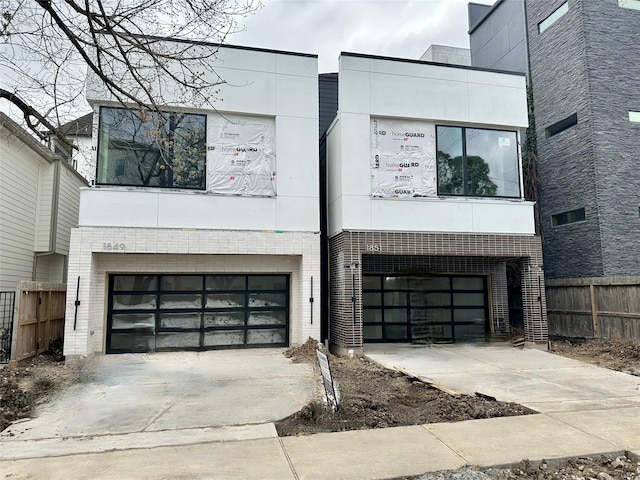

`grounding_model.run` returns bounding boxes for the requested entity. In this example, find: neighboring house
[62,43,320,356]
[468,0,528,74]
[50,112,95,183]
[419,45,471,66]
[469,0,640,280]
[468,1,640,341]
[0,113,87,291]
[323,53,547,354]
[526,0,640,279]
